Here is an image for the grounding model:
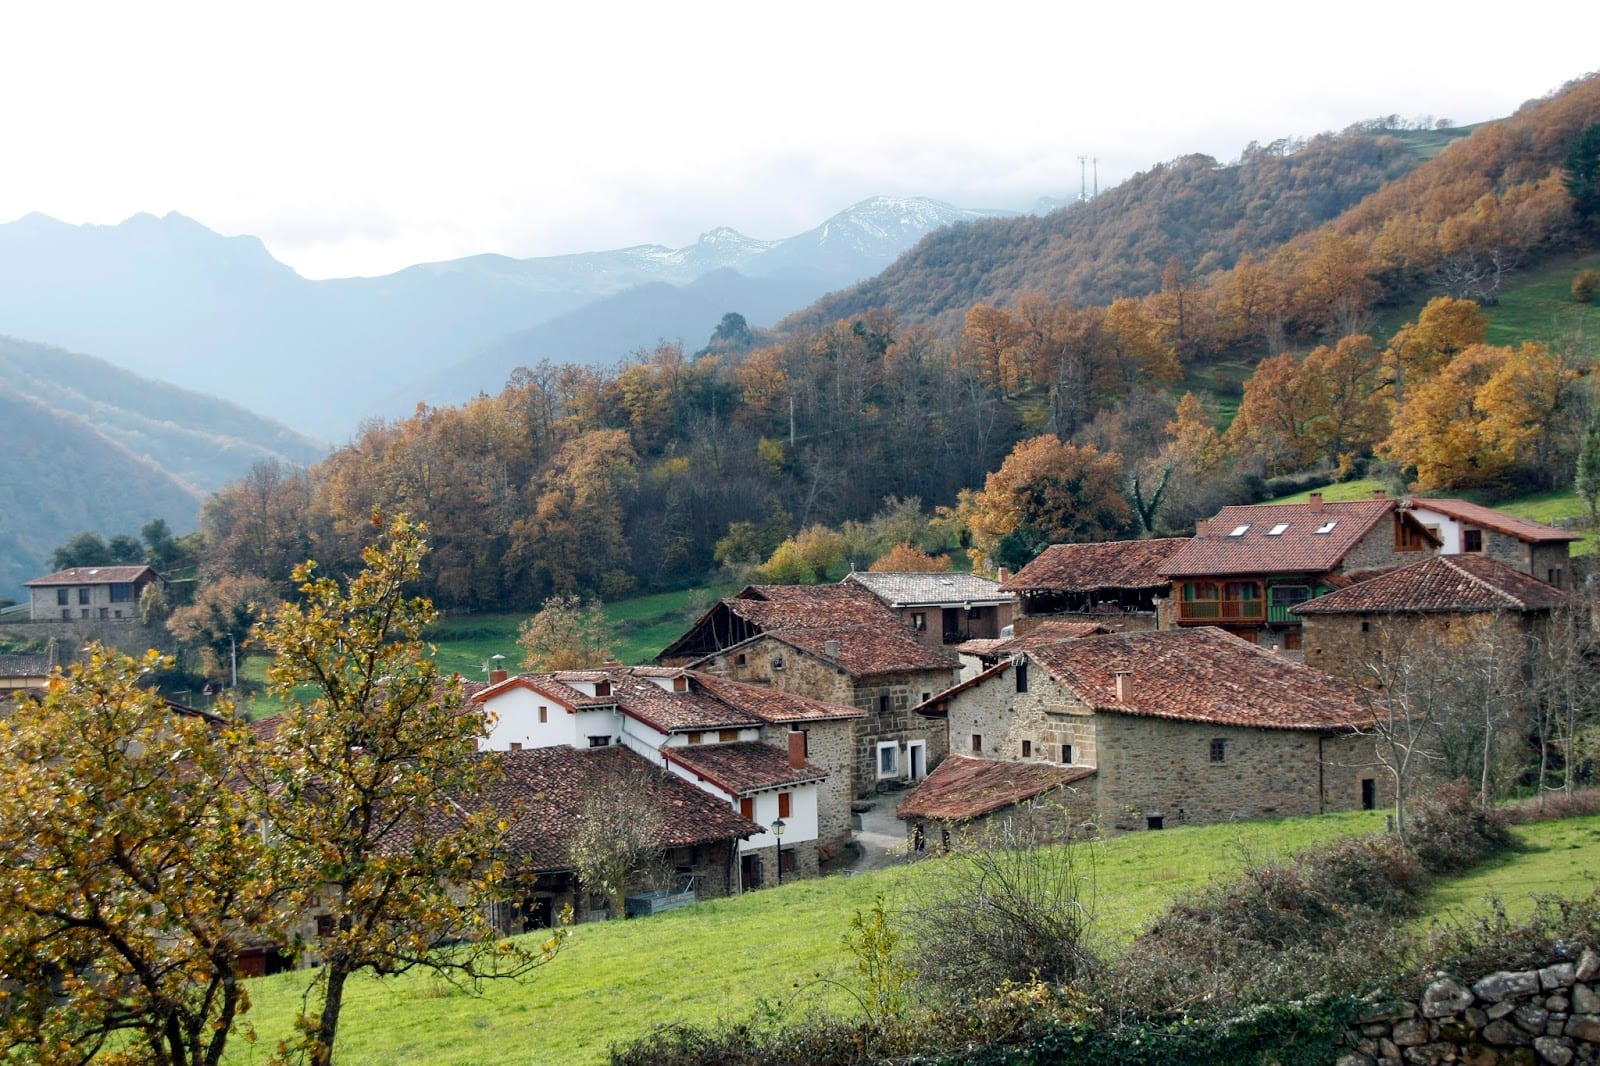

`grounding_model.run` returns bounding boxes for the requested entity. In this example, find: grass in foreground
[232,811,1387,1065]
